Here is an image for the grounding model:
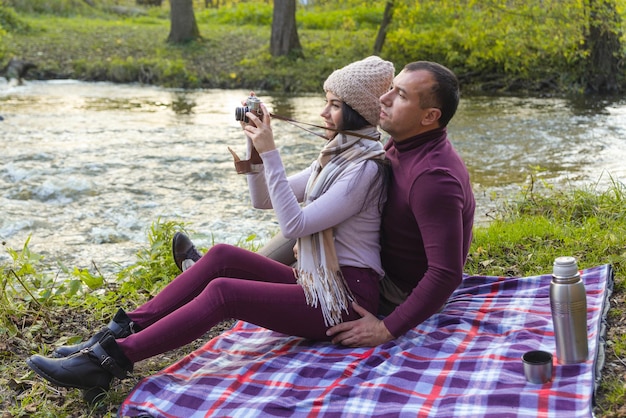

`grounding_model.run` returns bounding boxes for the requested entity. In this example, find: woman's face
[320,91,344,139]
